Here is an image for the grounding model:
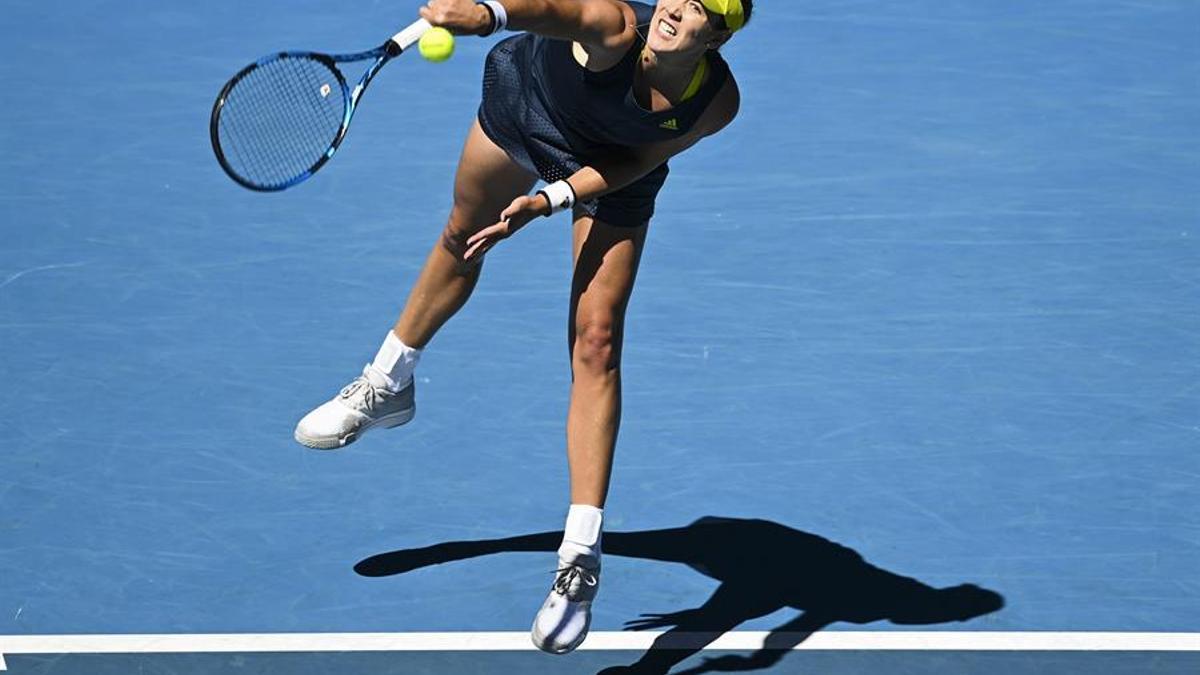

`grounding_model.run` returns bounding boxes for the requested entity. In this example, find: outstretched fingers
[463,220,510,261]
[462,194,551,262]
